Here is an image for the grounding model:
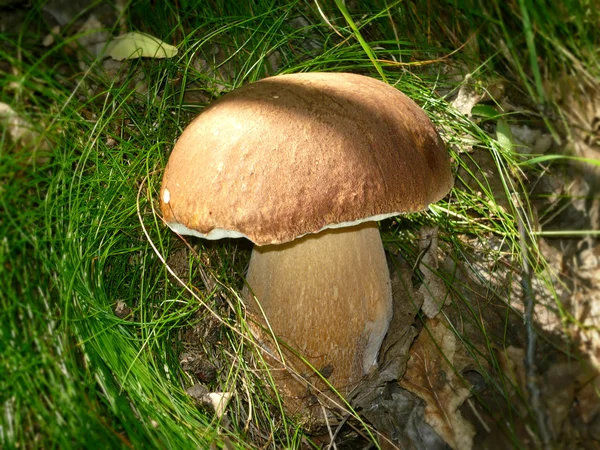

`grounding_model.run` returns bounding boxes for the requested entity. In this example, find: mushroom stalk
[243,222,392,415]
